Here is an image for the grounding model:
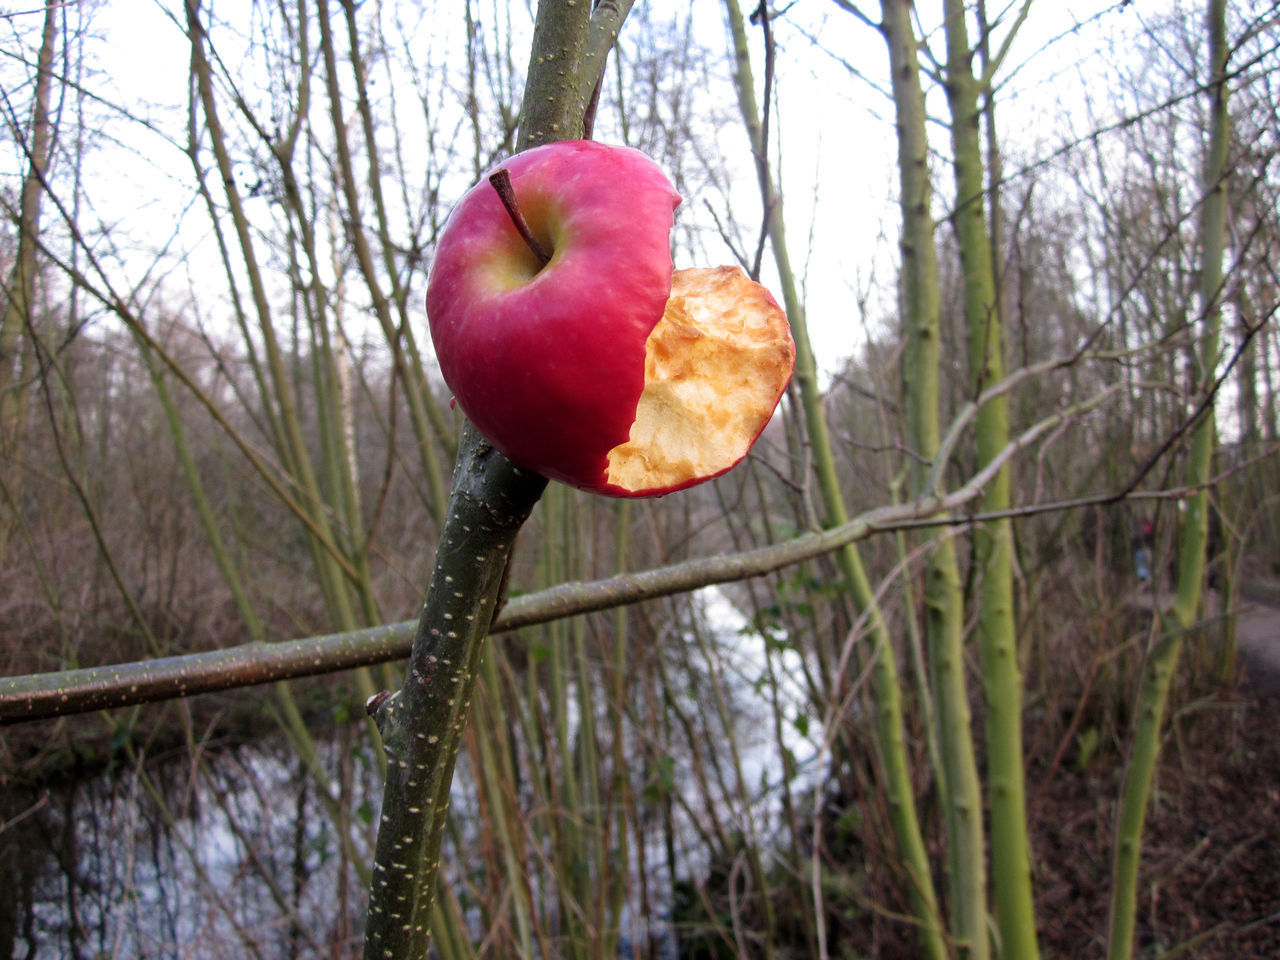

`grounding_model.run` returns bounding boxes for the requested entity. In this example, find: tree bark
[361,2,627,955]
[941,1,1038,955]
[1107,2,1229,956]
